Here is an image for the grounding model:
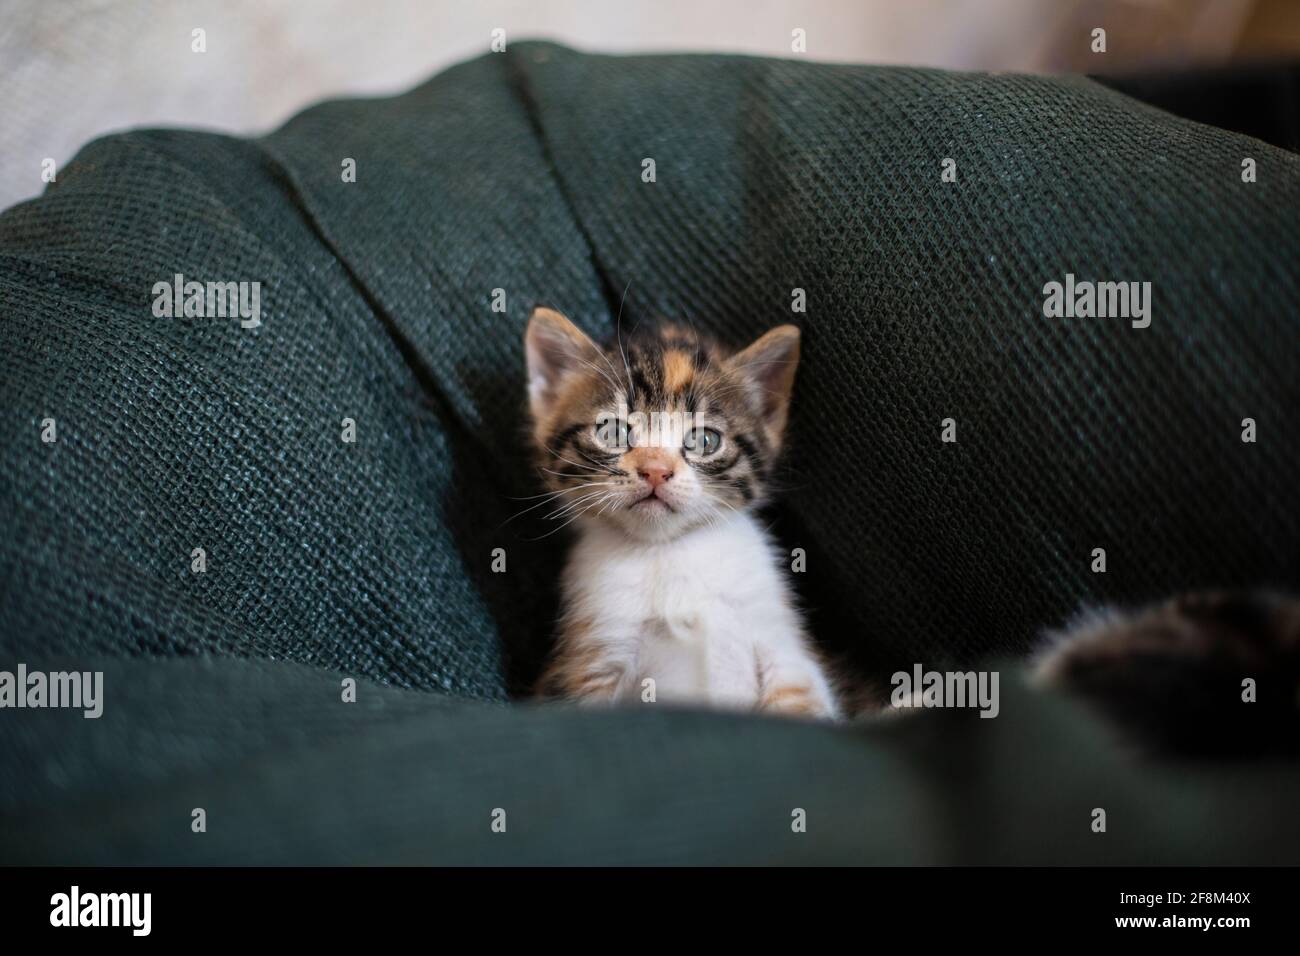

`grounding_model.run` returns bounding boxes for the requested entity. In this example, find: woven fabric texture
[0,44,1297,863]
[4,655,1300,865]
